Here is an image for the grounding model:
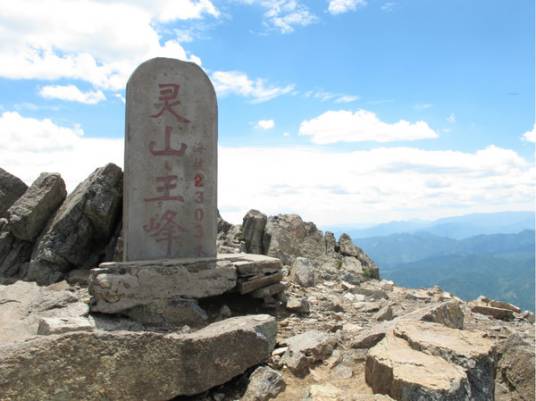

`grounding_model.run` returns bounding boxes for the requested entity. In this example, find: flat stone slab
[89,253,282,314]
[0,314,276,401]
